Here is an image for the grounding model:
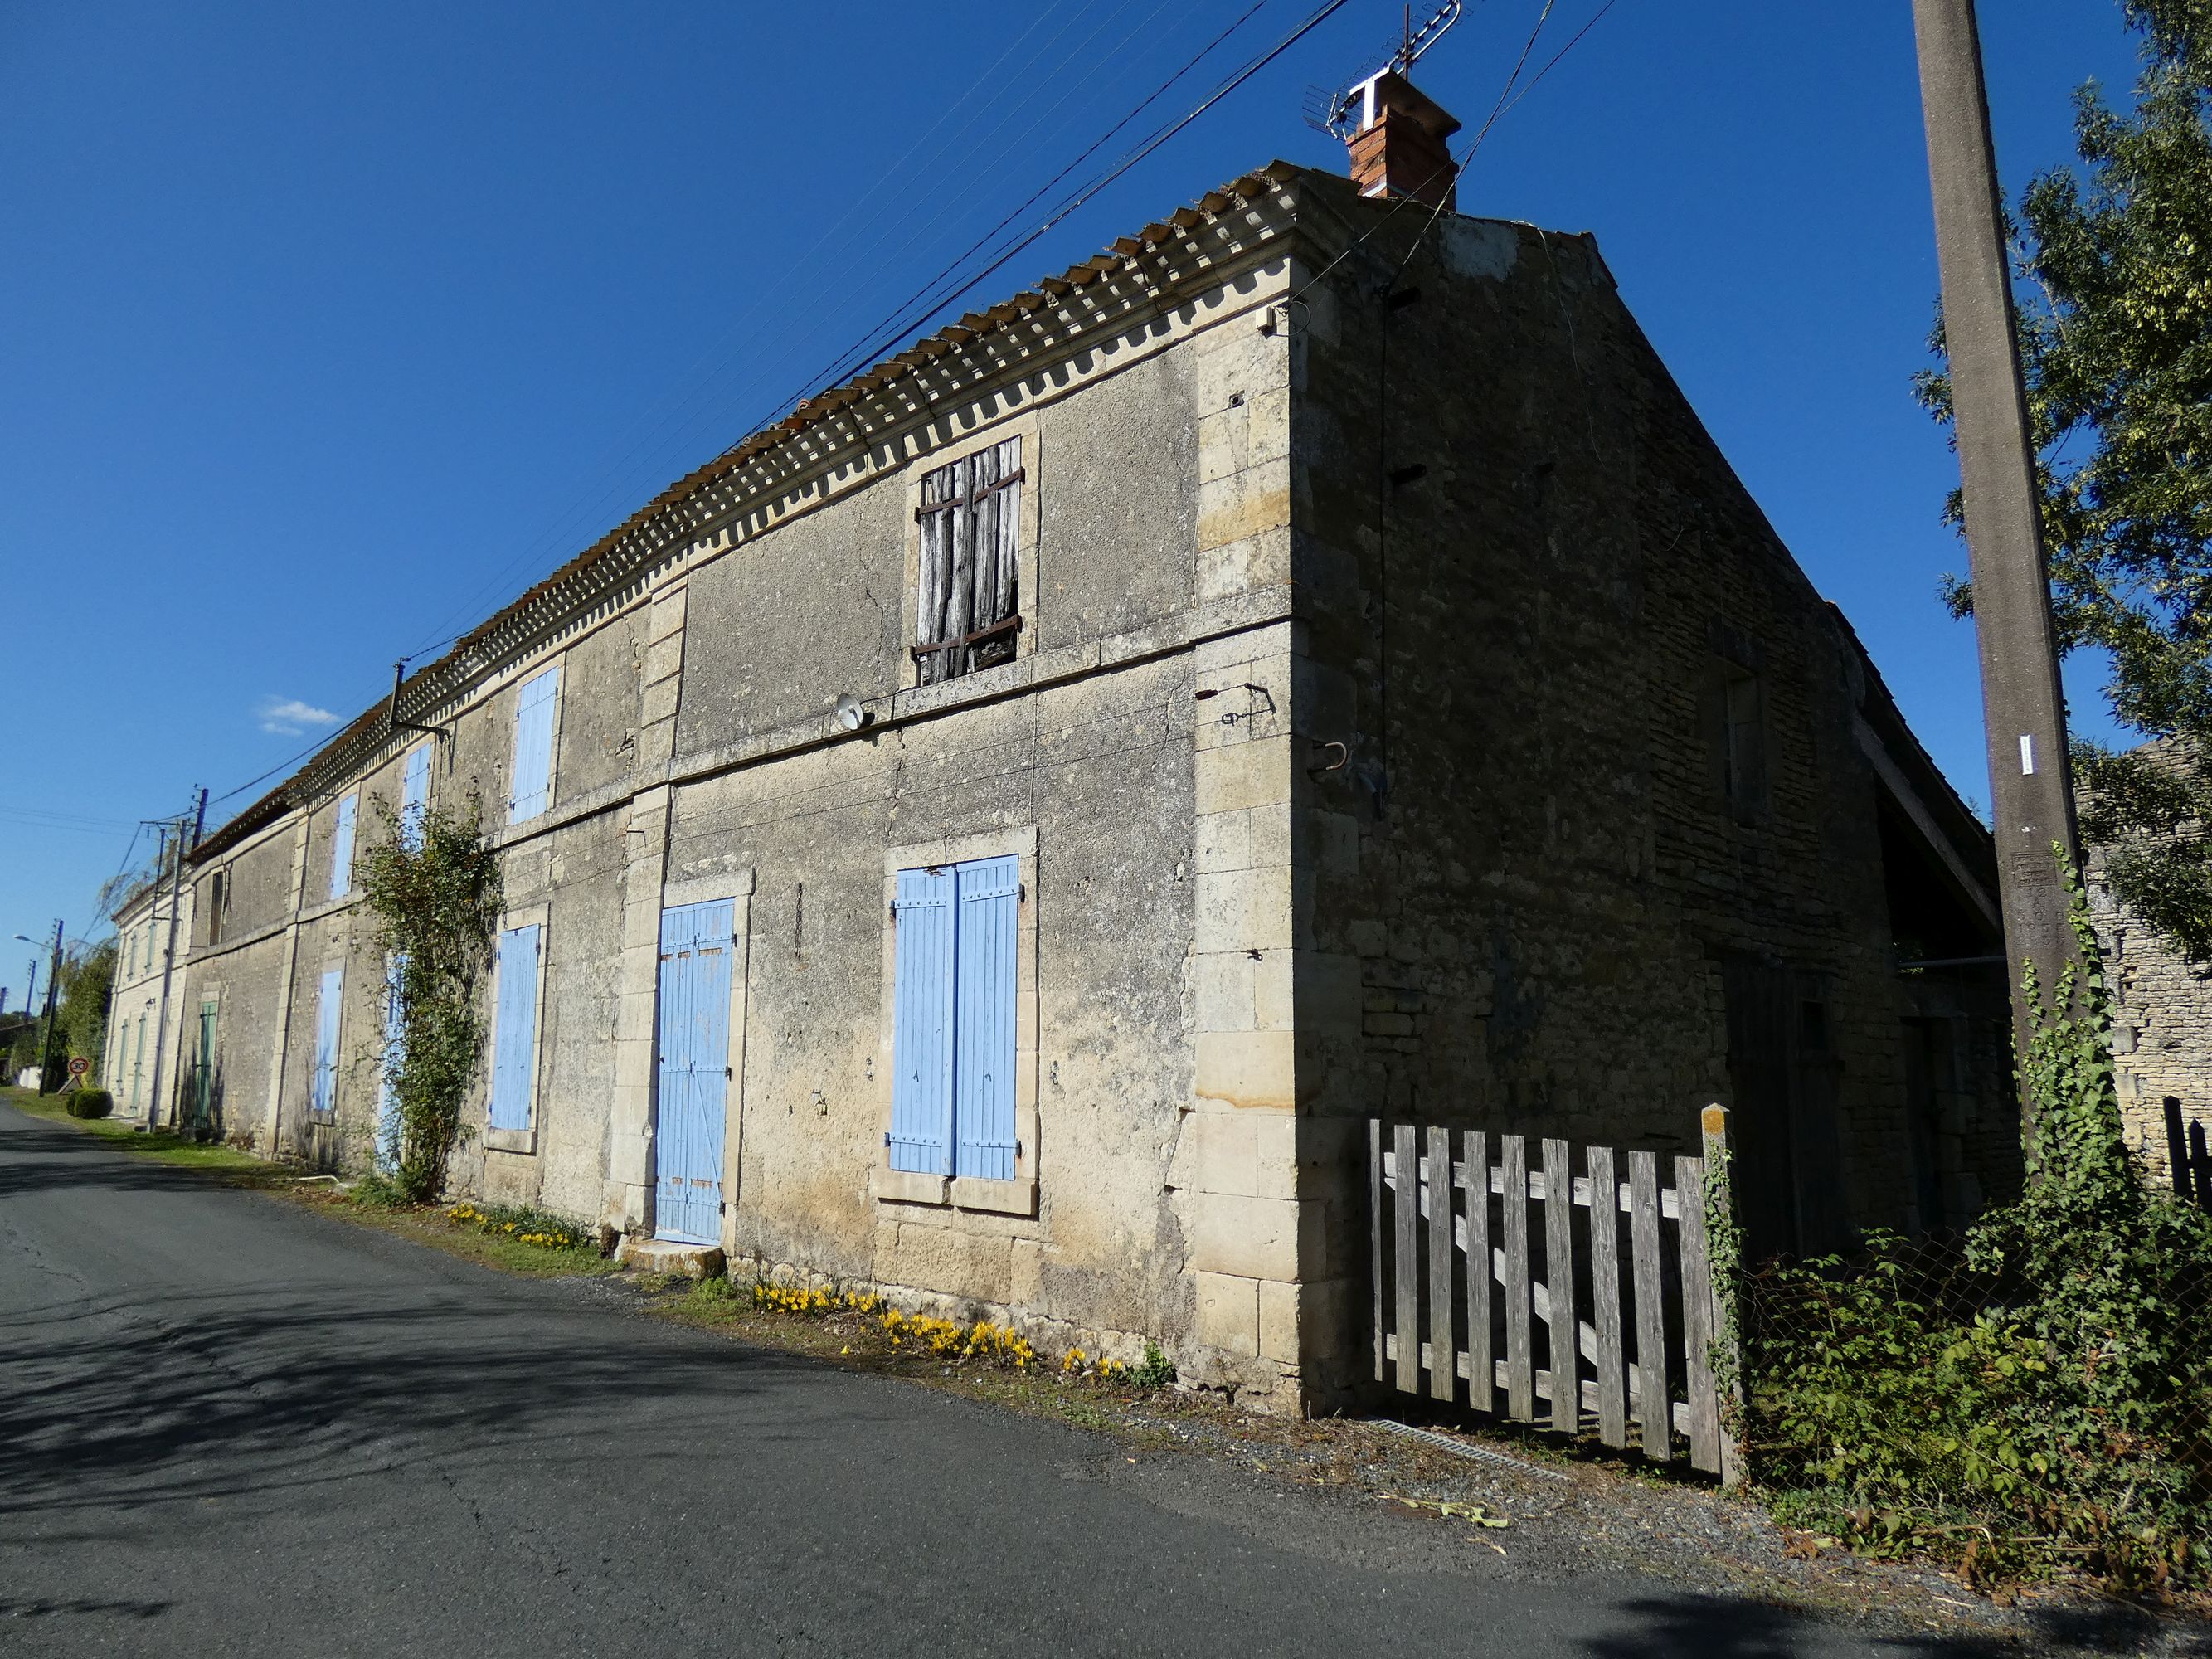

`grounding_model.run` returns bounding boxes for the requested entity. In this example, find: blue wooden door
[654,898,735,1245]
